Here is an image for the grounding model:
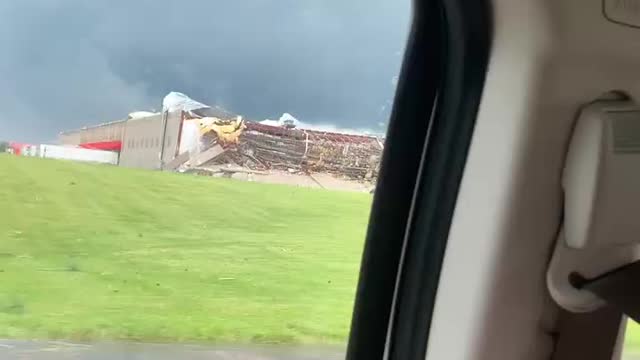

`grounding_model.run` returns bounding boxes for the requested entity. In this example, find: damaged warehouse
[197,122,383,180]
[58,92,384,190]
